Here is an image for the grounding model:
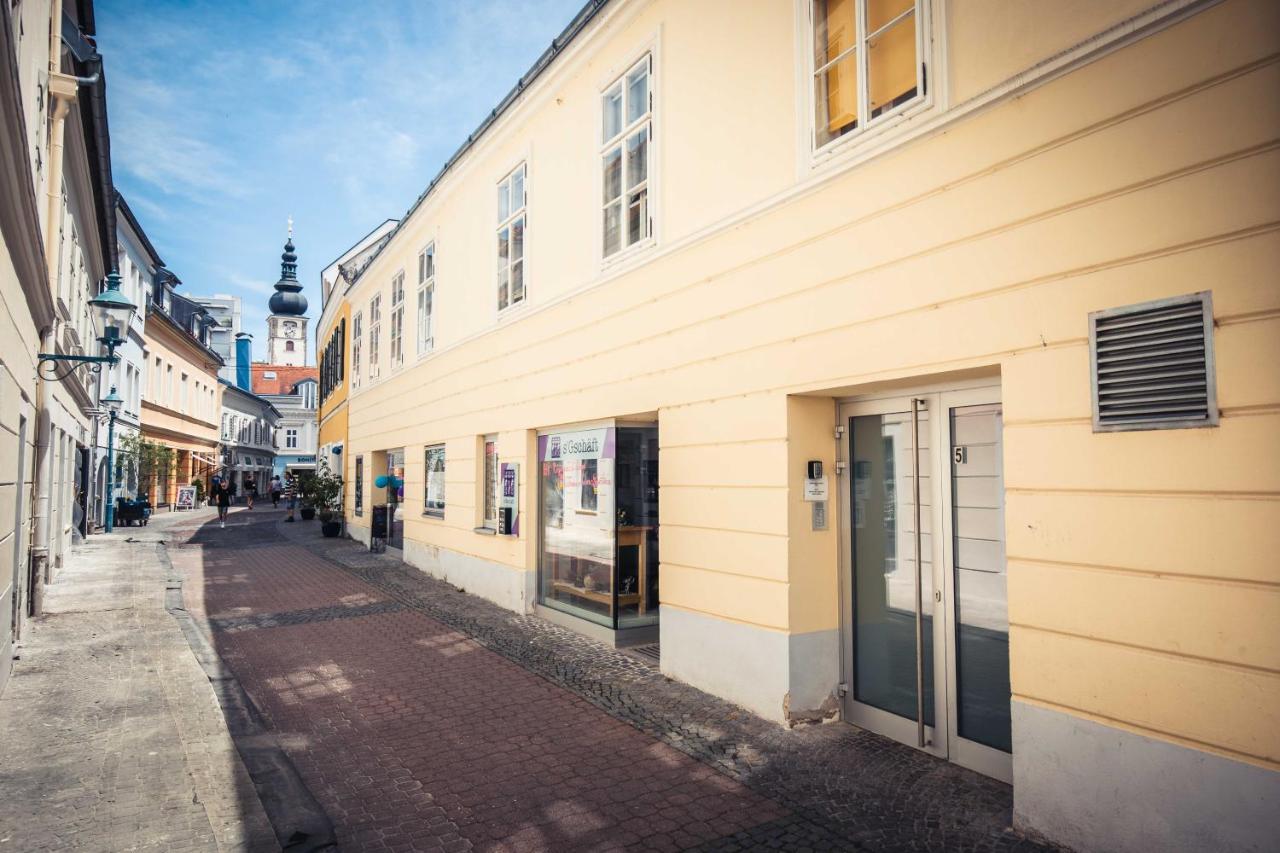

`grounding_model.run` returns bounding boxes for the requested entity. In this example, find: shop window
[538,424,659,630]
[601,54,652,259]
[424,444,446,517]
[496,164,526,312]
[354,455,364,515]
[812,0,926,149]
[481,435,499,530]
